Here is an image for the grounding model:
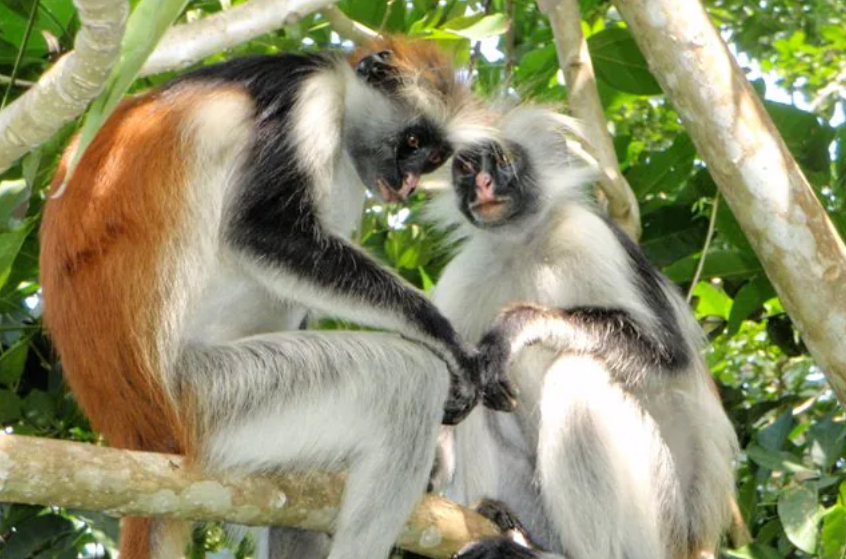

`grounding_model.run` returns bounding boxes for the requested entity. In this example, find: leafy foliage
[0,0,844,557]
